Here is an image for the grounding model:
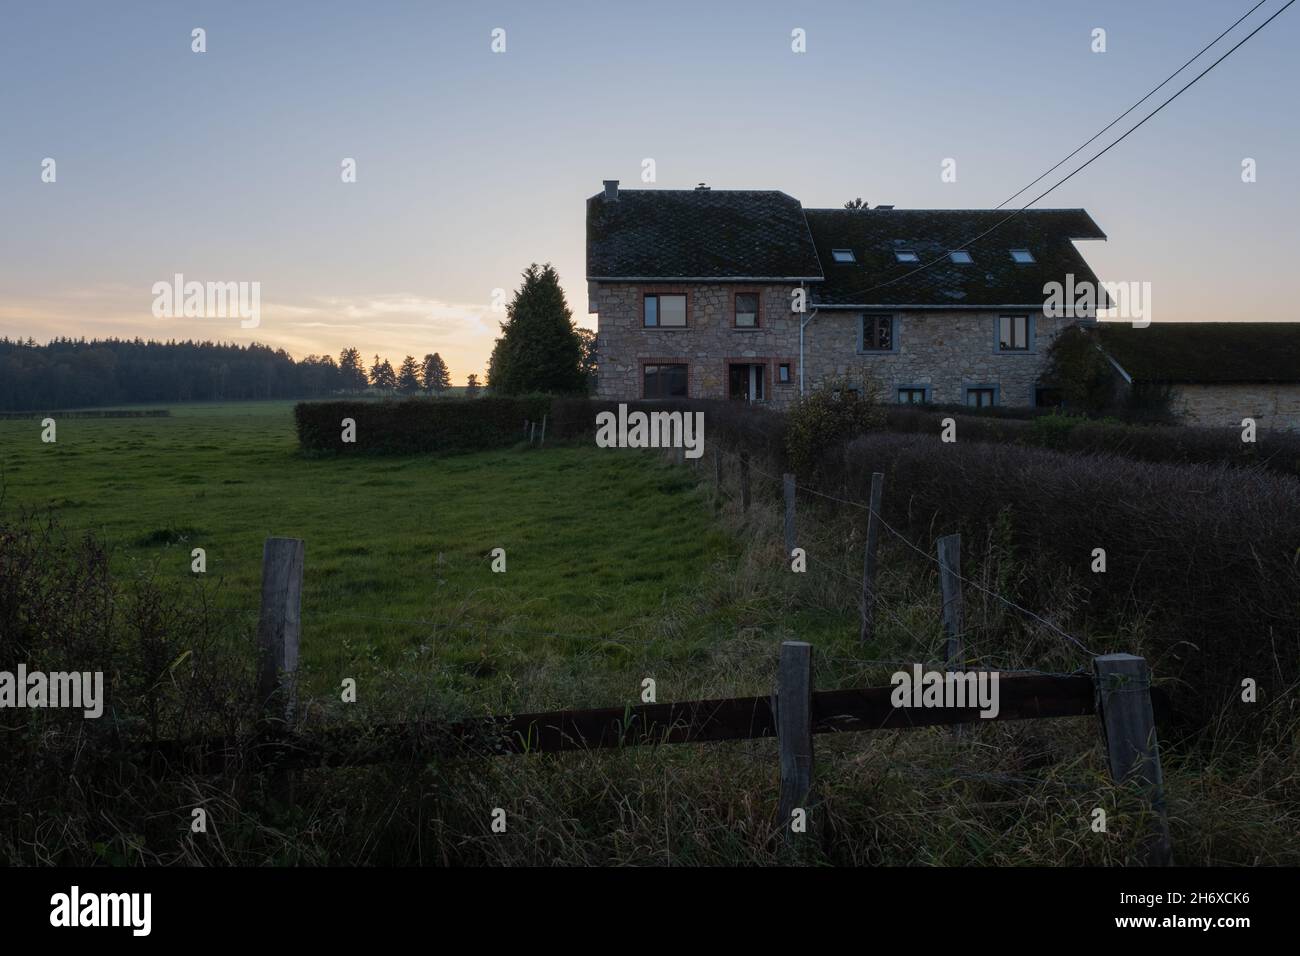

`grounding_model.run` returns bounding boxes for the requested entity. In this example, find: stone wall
[1173,383,1300,431]
[803,309,1071,406]
[592,282,1067,408]
[592,282,803,408]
